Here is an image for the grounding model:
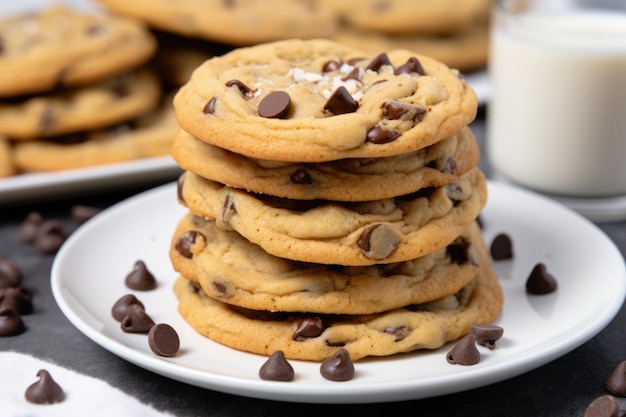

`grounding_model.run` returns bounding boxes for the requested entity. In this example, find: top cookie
[0,6,157,98]
[173,39,477,162]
